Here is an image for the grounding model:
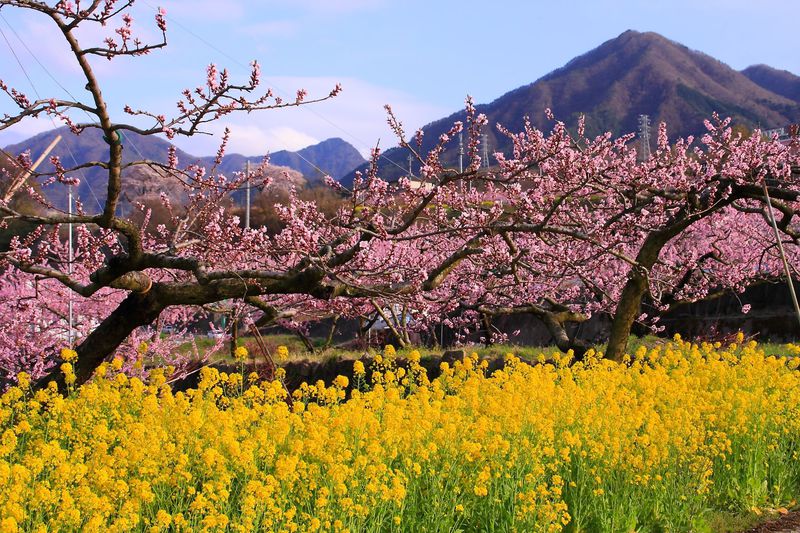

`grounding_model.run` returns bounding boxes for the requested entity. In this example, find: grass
[707,510,763,533]
[174,332,799,368]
